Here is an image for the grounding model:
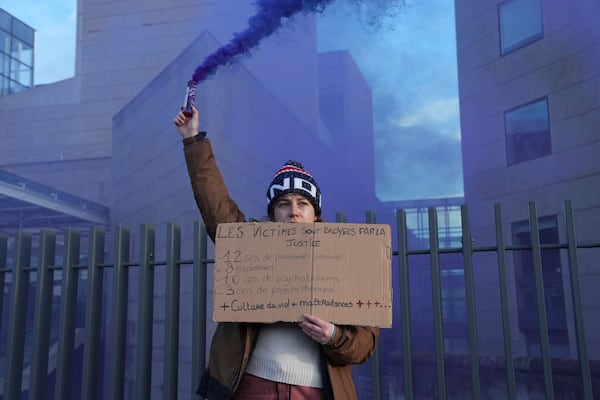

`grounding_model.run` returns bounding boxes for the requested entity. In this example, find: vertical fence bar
[494,204,517,399]
[136,224,156,400]
[3,232,32,400]
[191,221,208,399]
[528,202,554,400]
[460,205,481,399]
[563,200,593,399]
[0,236,4,400]
[366,211,382,400]
[55,229,82,400]
[0,234,7,332]
[428,207,447,400]
[81,227,106,400]
[109,227,131,400]
[30,230,56,400]
[396,209,414,400]
[165,223,181,400]
[335,212,347,223]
